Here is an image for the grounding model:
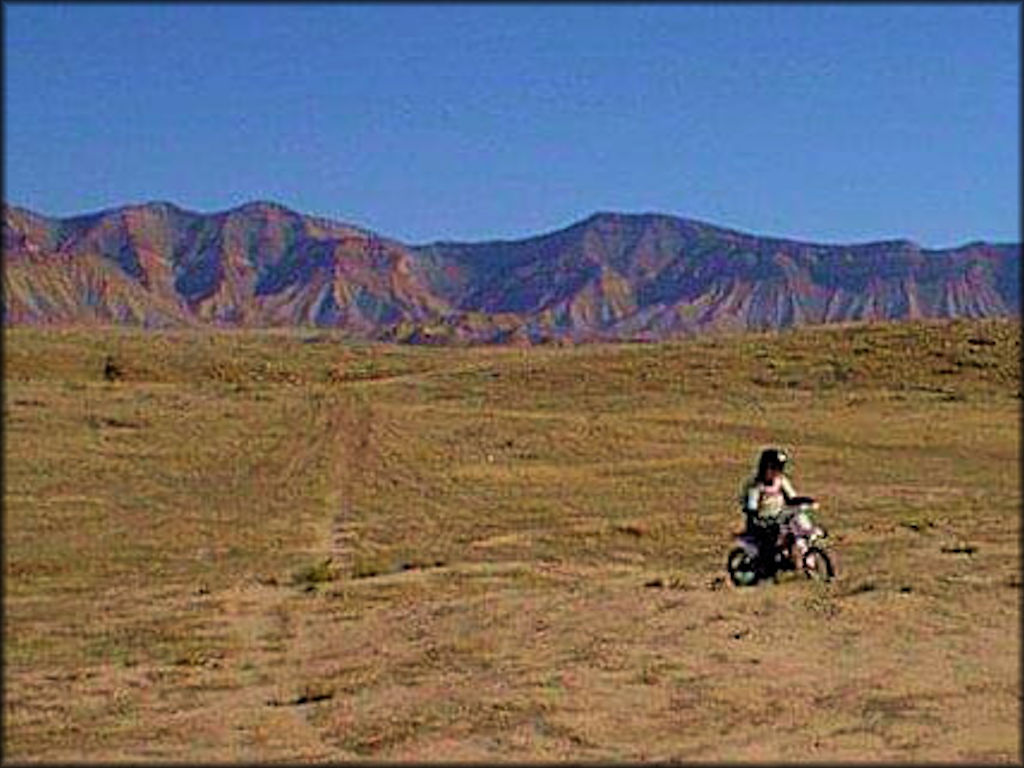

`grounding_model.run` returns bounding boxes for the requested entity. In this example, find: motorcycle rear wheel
[727,547,759,587]
[802,546,835,581]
